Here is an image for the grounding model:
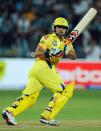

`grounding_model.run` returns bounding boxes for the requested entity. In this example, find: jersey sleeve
[38,35,49,50]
